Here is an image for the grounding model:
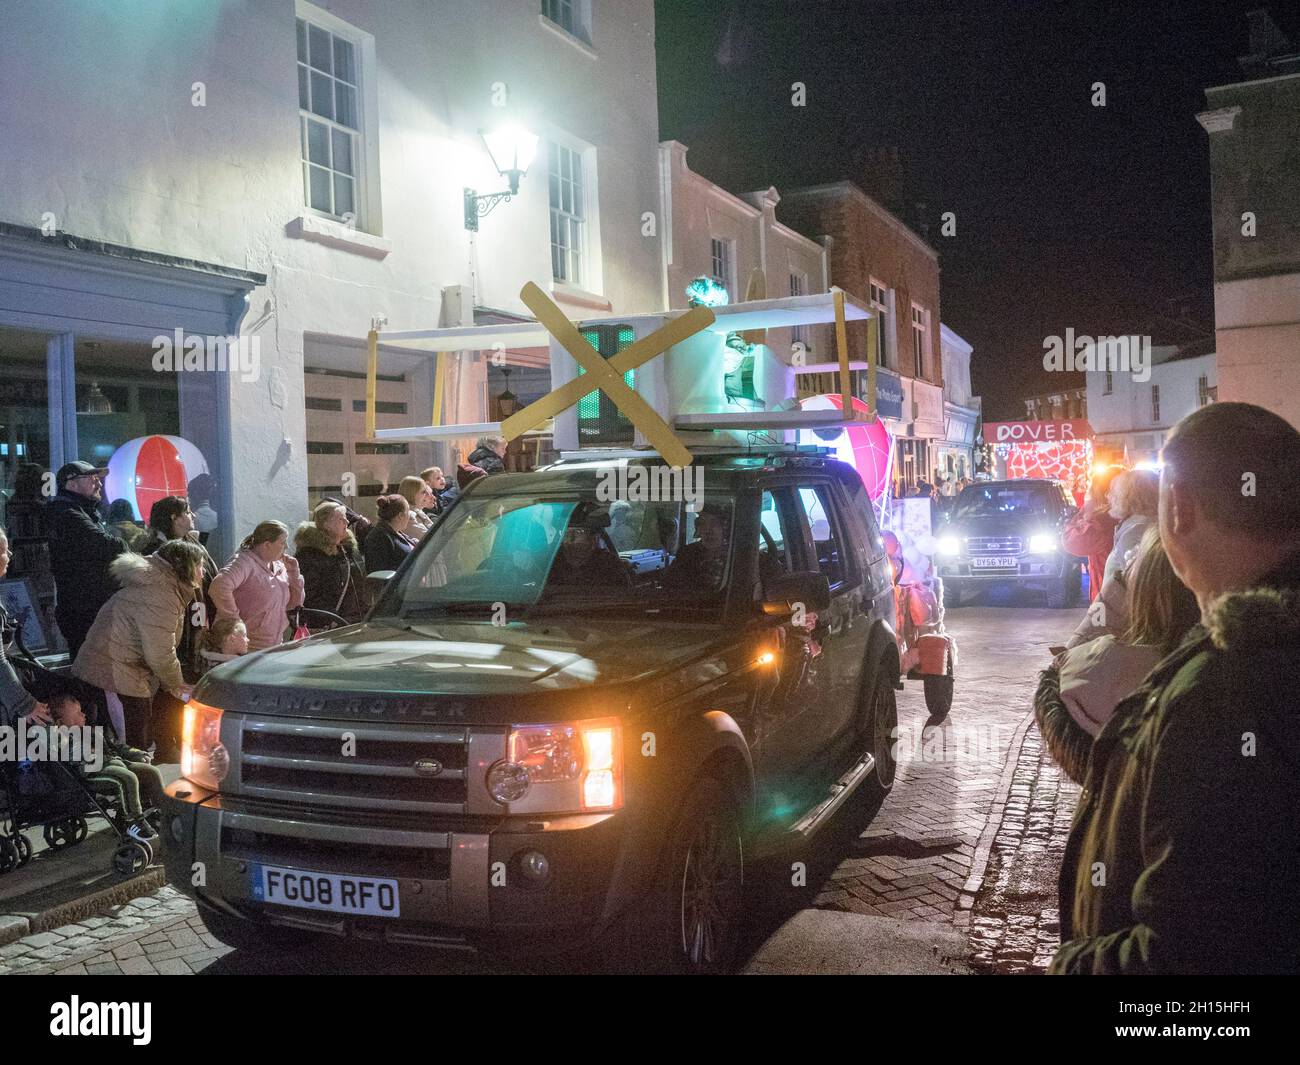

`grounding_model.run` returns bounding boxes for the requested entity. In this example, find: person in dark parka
[46,461,131,658]
[293,501,370,624]
[1051,403,1300,976]
[362,494,416,574]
